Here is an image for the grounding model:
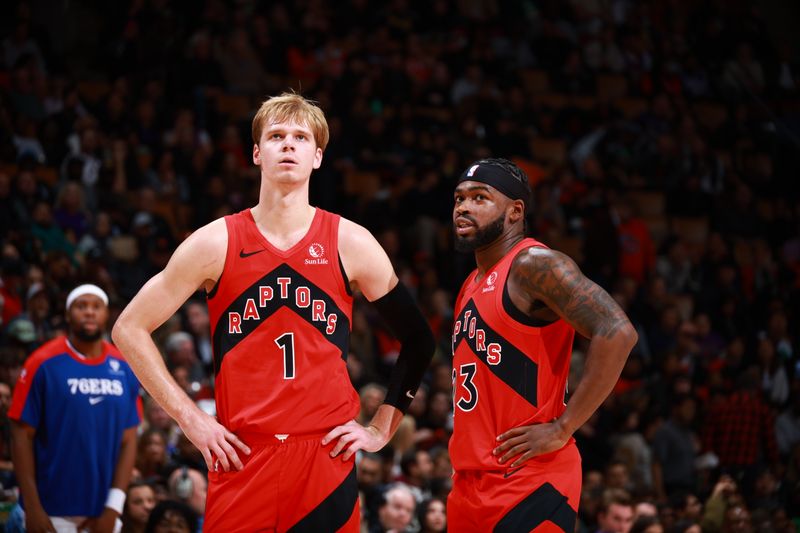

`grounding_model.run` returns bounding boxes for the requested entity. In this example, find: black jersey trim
[501,277,556,327]
[493,482,576,532]
[211,263,351,375]
[286,464,358,533]
[338,254,353,297]
[206,270,222,300]
[453,299,538,408]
